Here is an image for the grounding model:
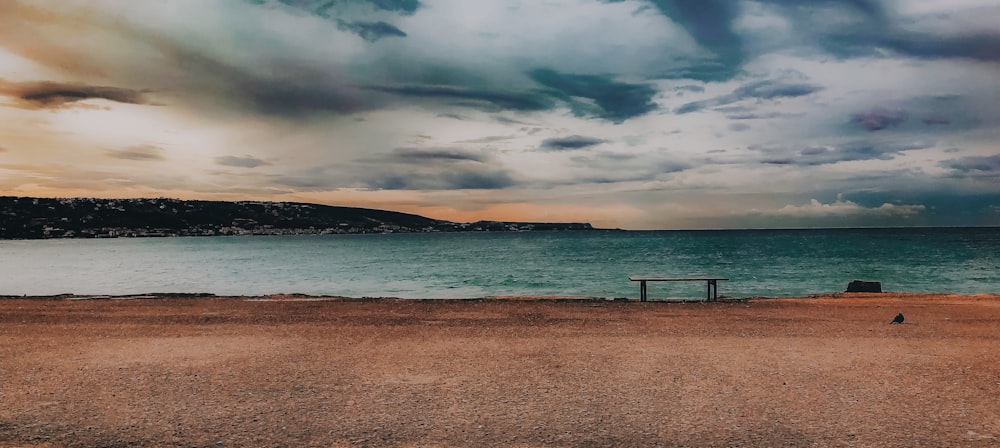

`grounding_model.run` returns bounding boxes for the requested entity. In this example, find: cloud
[0,79,148,110]
[728,122,750,132]
[529,68,658,122]
[560,151,690,187]
[862,30,1000,63]
[639,0,1000,87]
[769,1,1000,63]
[0,10,375,120]
[714,106,797,120]
[368,84,554,112]
[751,140,933,166]
[735,79,822,100]
[215,155,271,168]
[383,148,487,163]
[373,68,660,122]
[851,108,909,132]
[642,0,744,80]
[339,20,407,41]
[942,155,1000,173]
[106,145,165,161]
[360,147,515,190]
[364,169,515,190]
[255,0,421,16]
[769,196,926,218]
[844,95,988,134]
[636,0,1000,83]
[676,79,821,114]
[540,135,608,151]
[185,55,372,117]
[921,114,950,126]
[368,0,421,14]
[273,147,515,191]
[674,85,705,93]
